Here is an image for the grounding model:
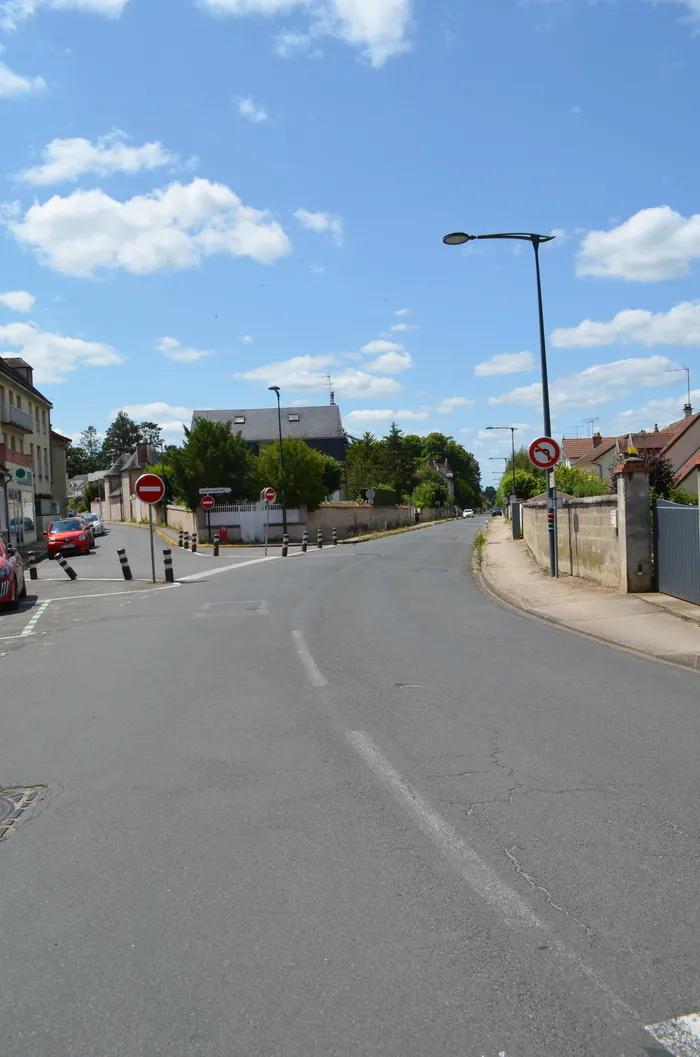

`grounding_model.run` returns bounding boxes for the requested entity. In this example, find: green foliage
[412,479,449,509]
[668,486,698,505]
[497,468,543,504]
[346,432,382,500]
[553,464,611,498]
[145,460,176,506]
[473,531,486,568]
[80,426,109,471]
[169,419,252,511]
[444,439,481,507]
[318,453,344,497]
[139,421,163,447]
[402,434,425,461]
[422,432,449,463]
[371,484,397,506]
[376,423,416,499]
[482,485,497,505]
[66,444,90,476]
[642,449,677,500]
[83,480,104,504]
[102,412,142,460]
[254,437,330,512]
